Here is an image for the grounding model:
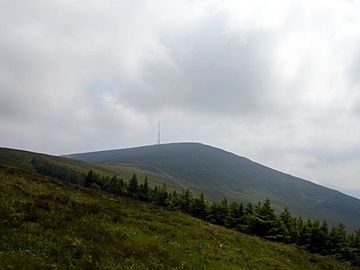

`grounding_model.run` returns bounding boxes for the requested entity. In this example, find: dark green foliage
[139,176,149,201]
[328,224,348,255]
[84,170,95,187]
[227,202,244,229]
[251,199,278,238]
[31,157,84,185]
[128,174,139,196]
[280,208,295,243]
[192,193,208,219]
[109,175,125,195]
[151,184,169,206]
[179,189,193,212]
